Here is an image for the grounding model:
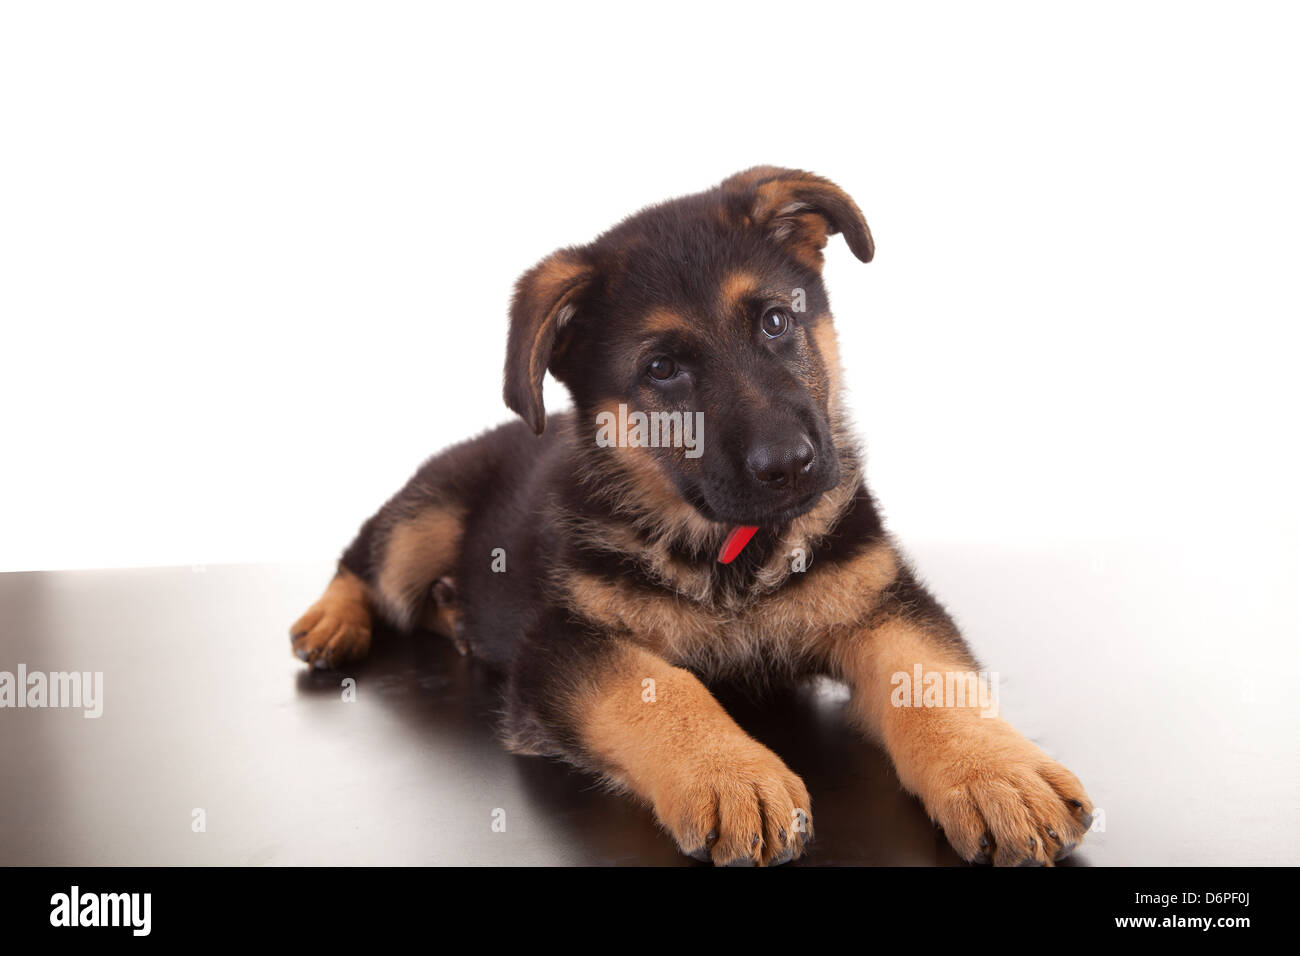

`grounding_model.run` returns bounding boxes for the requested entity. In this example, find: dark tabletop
[0,552,1293,866]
